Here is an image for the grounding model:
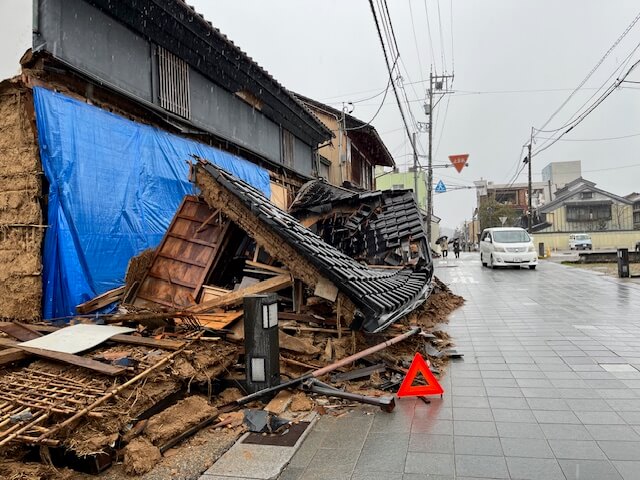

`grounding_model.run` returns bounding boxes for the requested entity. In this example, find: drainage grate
[242,421,310,447]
